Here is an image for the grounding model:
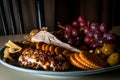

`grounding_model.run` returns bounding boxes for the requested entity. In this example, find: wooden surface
[0,27,120,80]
